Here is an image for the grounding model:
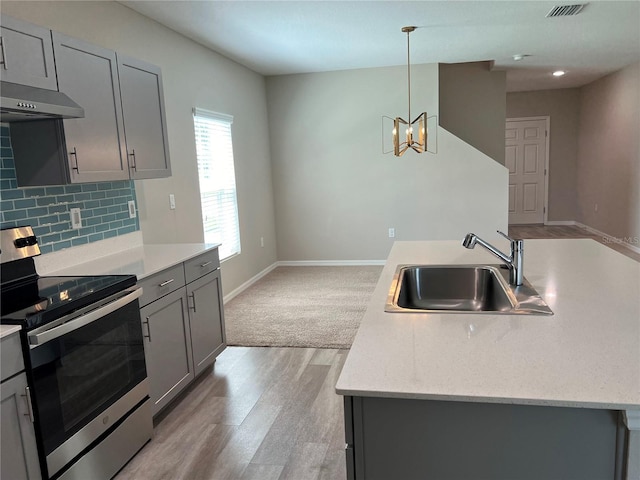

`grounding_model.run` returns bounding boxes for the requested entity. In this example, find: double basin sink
[385,264,553,315]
